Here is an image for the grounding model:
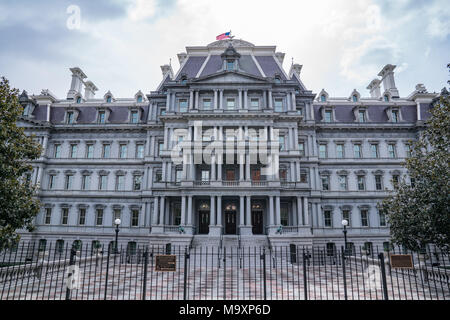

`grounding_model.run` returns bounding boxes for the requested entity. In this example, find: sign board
[155,255,176,272]
[390,254,413,269]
